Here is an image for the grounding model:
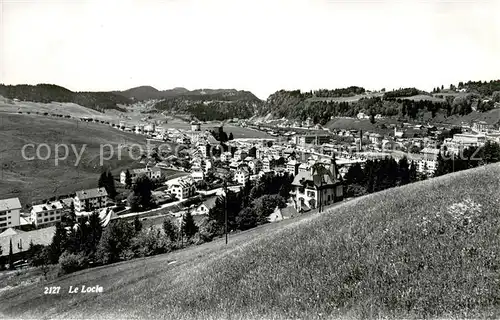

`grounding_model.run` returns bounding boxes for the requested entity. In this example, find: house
[169,177,196,201]
[247,159,263,174]
[220,151,232,162]
[357,112,369,119]
[472,120,492,133]
[268,205,299,222]
[30,201,67,228]
[234,168,250,186]
[369,133,383,144]
[291,159,344,212]
[191,169,205,182]
[74,188,108,213]
[194,196,218,215]
[0,198,22,231]
[120,167,162,185]
[262,157,272,172]
[286,159,300,176]
[198,143,211,158]
[452,133,486,147]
